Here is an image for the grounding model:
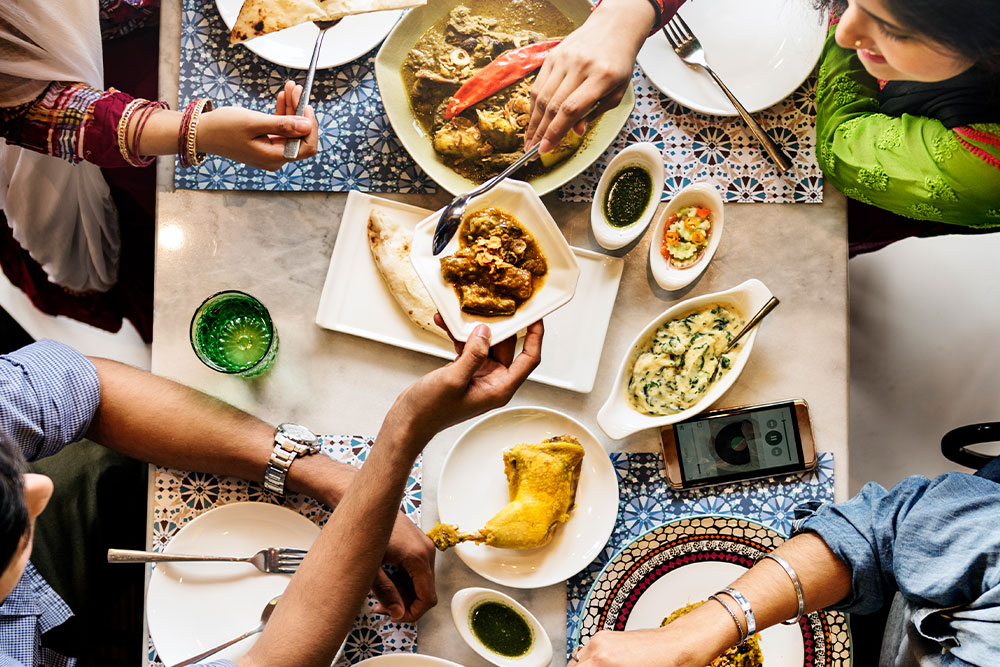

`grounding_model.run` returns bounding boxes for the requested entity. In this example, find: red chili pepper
[443,40,562,120]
